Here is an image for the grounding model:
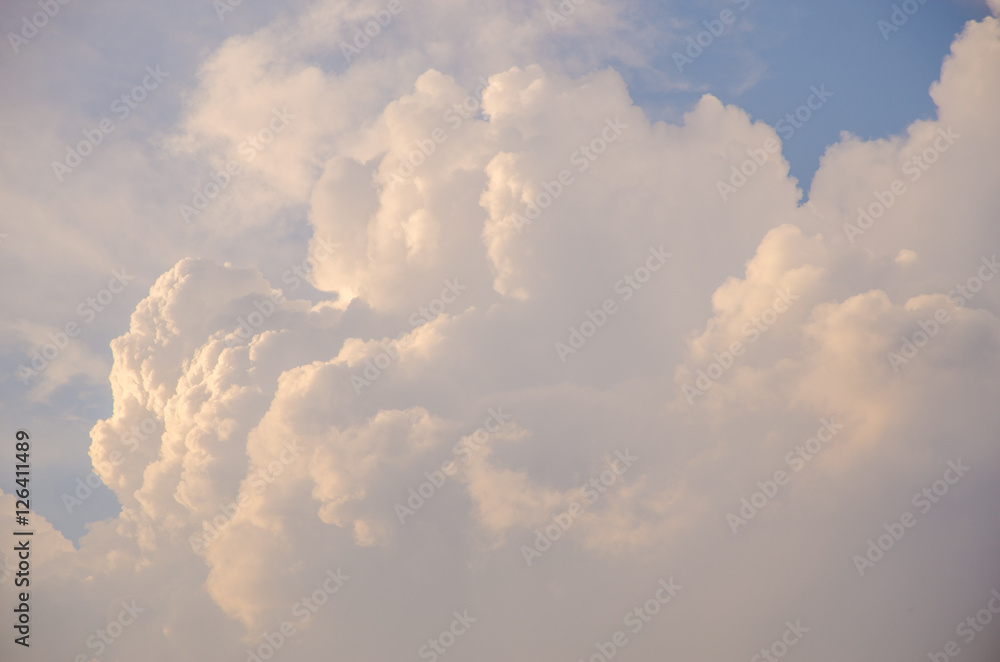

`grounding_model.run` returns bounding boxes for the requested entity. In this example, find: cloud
[3,6,1000,662]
